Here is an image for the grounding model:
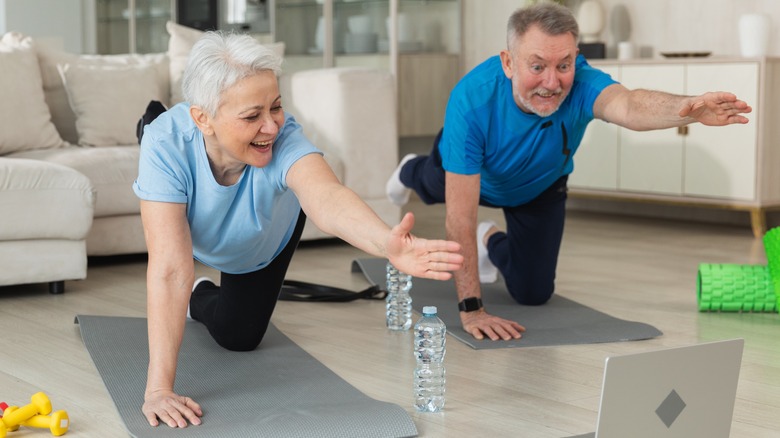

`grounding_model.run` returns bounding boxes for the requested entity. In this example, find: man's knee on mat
[506,283,555,306]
